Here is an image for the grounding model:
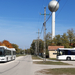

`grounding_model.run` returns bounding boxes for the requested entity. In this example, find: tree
[12,44,20,54]
[0,42,2,46]
[67,29,75,45]
[46,32,52,40]
[53,35,62,46]
[2,40,13,48]
[61,33,70,48]
[30,40,36,55]
[30,47,34,55]
[20,49,24,54]
[27,49,31,54]
[46,32,53,46]
[30,39,44,55]
[39,39,44,55]
[72,39,75,47]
